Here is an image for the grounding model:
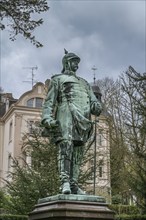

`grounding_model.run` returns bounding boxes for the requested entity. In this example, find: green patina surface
[41,50,103,195]
[38,194,106,204]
